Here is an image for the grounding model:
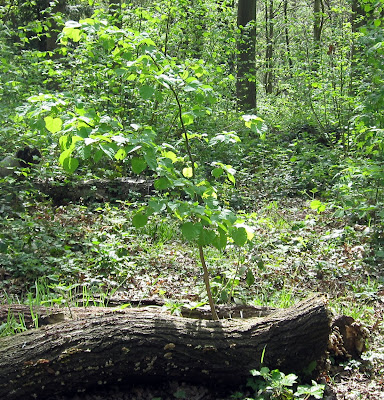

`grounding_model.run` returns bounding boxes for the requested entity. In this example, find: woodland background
[0,0,384,399]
